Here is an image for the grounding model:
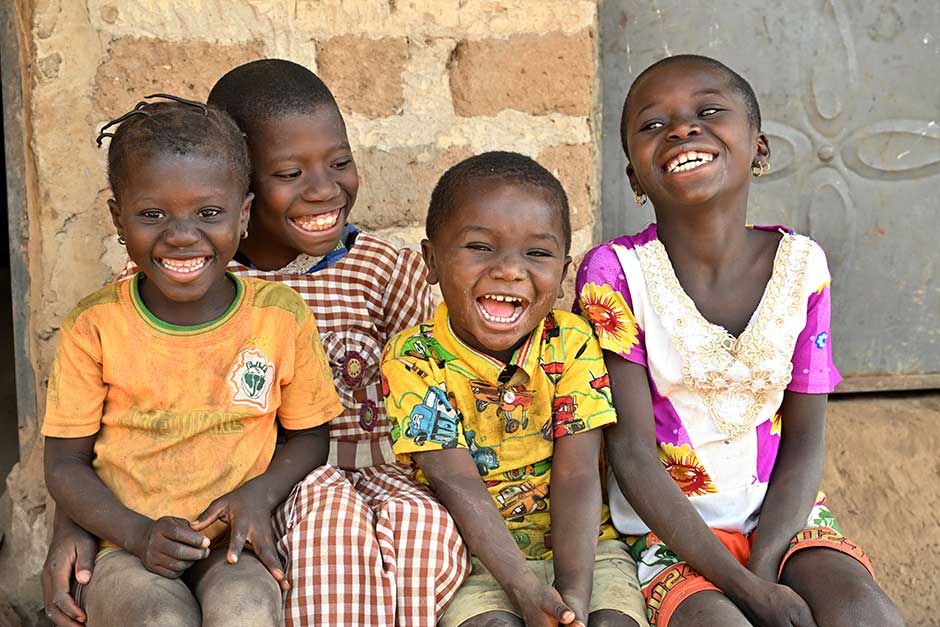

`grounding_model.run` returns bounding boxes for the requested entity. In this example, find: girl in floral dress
[575,55,903,627]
